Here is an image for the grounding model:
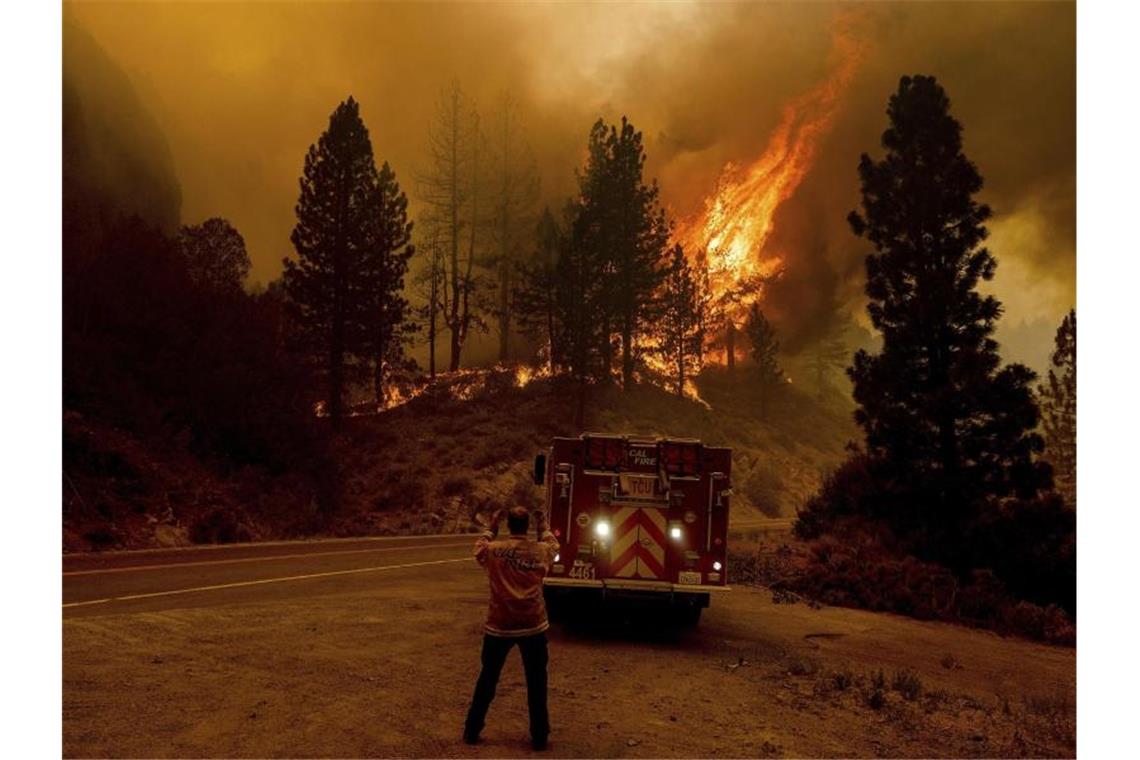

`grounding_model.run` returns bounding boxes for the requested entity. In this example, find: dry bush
[891,669,923,701]
[787,656,819,676]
